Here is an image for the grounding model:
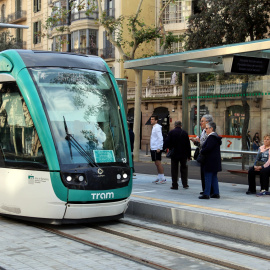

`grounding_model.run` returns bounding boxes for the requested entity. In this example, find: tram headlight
[62,173,87,187]
[78,175,84,182]
[117,171,130,183]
